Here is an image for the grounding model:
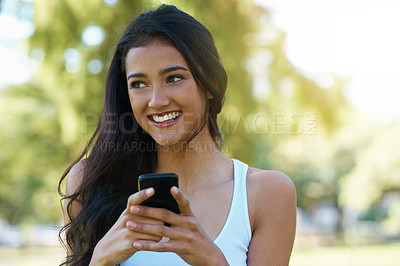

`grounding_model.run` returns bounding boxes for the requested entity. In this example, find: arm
[63,162,163,266]
[89,188,164,266]
[247,170,297,266]
[63,161,85,255]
